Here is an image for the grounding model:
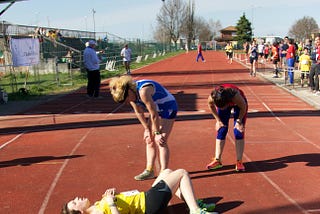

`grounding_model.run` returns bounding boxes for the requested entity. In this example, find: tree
[179,0,195,49]
[235,13,252,45]
[208,19,222,39]
[288,16,319,42]
[156,0,187,49]
[194,16,212,41]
